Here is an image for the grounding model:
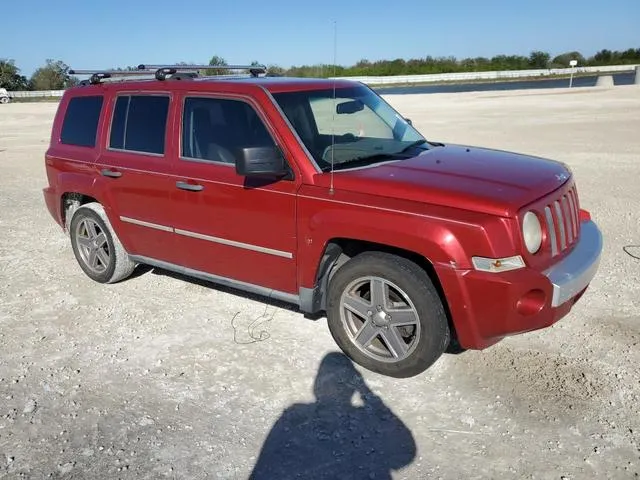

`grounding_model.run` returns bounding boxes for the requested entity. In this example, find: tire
[326,251,450,378]
[69,202,136,284]
[0,97,9,104]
